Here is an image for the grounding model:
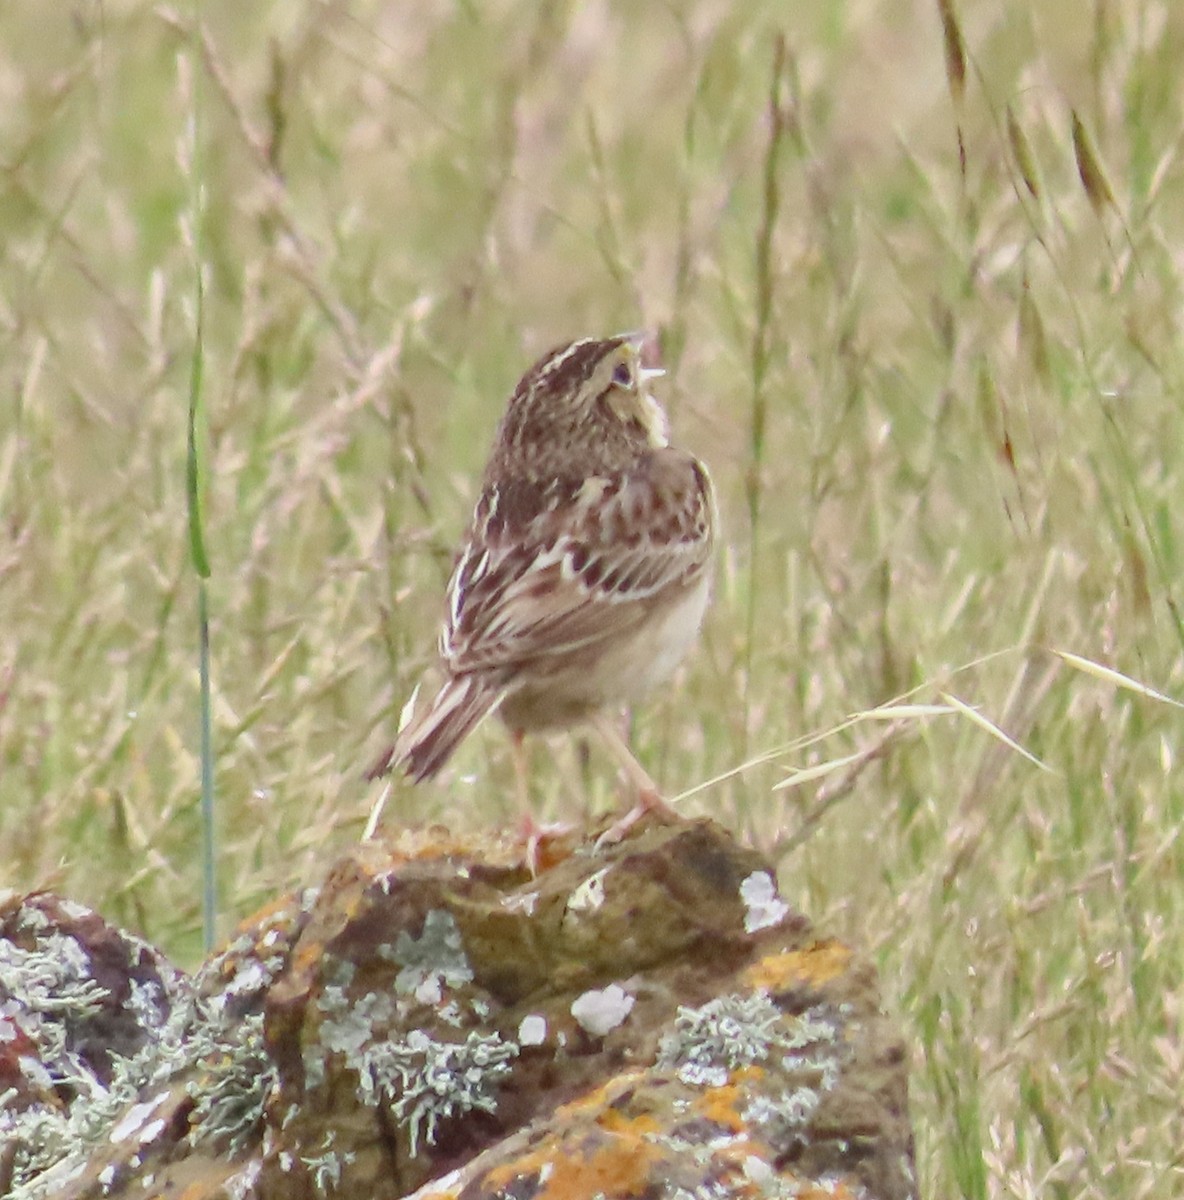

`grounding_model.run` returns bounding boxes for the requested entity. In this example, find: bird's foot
[595,786,674,848]
[516,814,576,875]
